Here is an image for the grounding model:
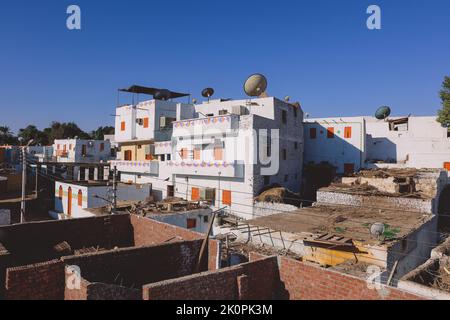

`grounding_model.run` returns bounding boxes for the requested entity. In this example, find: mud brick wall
[4,260,65,300]
[84,282,142,300]
[0,214,134,265]
[130,215,220,270]
[63,240,204,291]
[143,256,280,300]
[249,252,425,300]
